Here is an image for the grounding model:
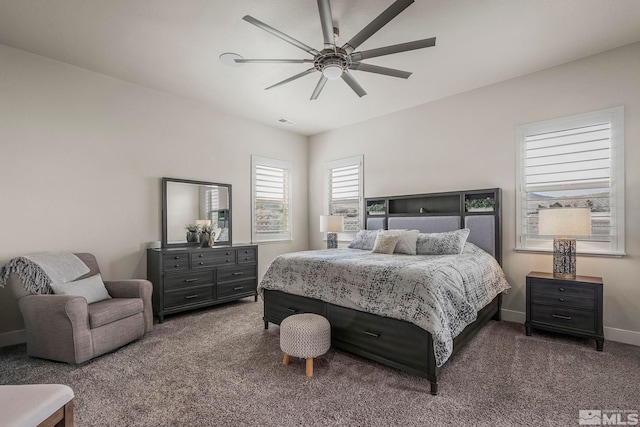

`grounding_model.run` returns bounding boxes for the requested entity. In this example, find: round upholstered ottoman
[280,313,331,377]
